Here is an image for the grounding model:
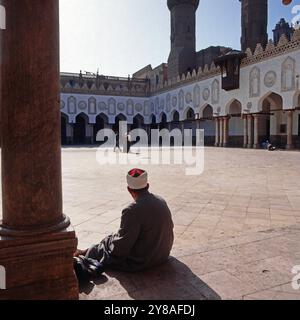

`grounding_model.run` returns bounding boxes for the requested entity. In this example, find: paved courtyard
[2,147,300,300]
